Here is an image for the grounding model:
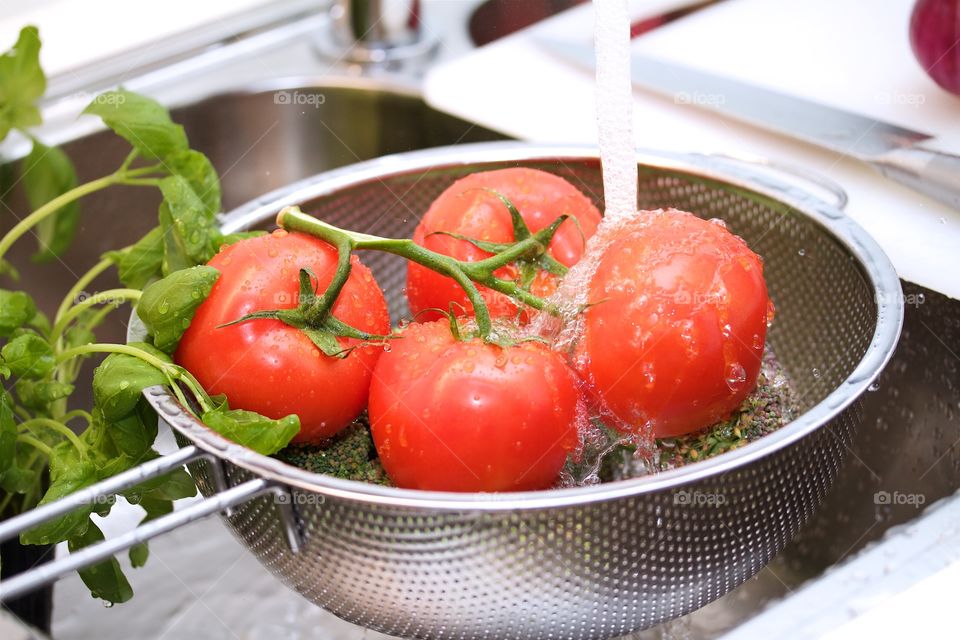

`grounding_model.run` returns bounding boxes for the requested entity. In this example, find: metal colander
[0,143,902,639]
